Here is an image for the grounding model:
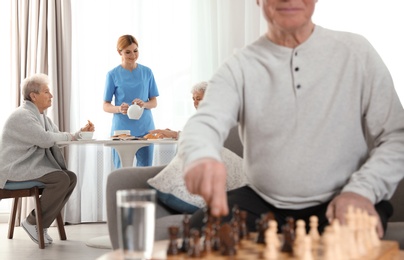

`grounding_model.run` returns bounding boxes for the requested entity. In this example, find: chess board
[165,234,400,260]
